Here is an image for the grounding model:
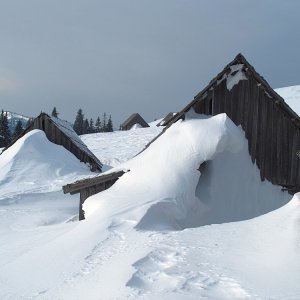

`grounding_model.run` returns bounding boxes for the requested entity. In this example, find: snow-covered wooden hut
[148,53,300,193]
[120,113,149,130]
[2,112,102,172]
